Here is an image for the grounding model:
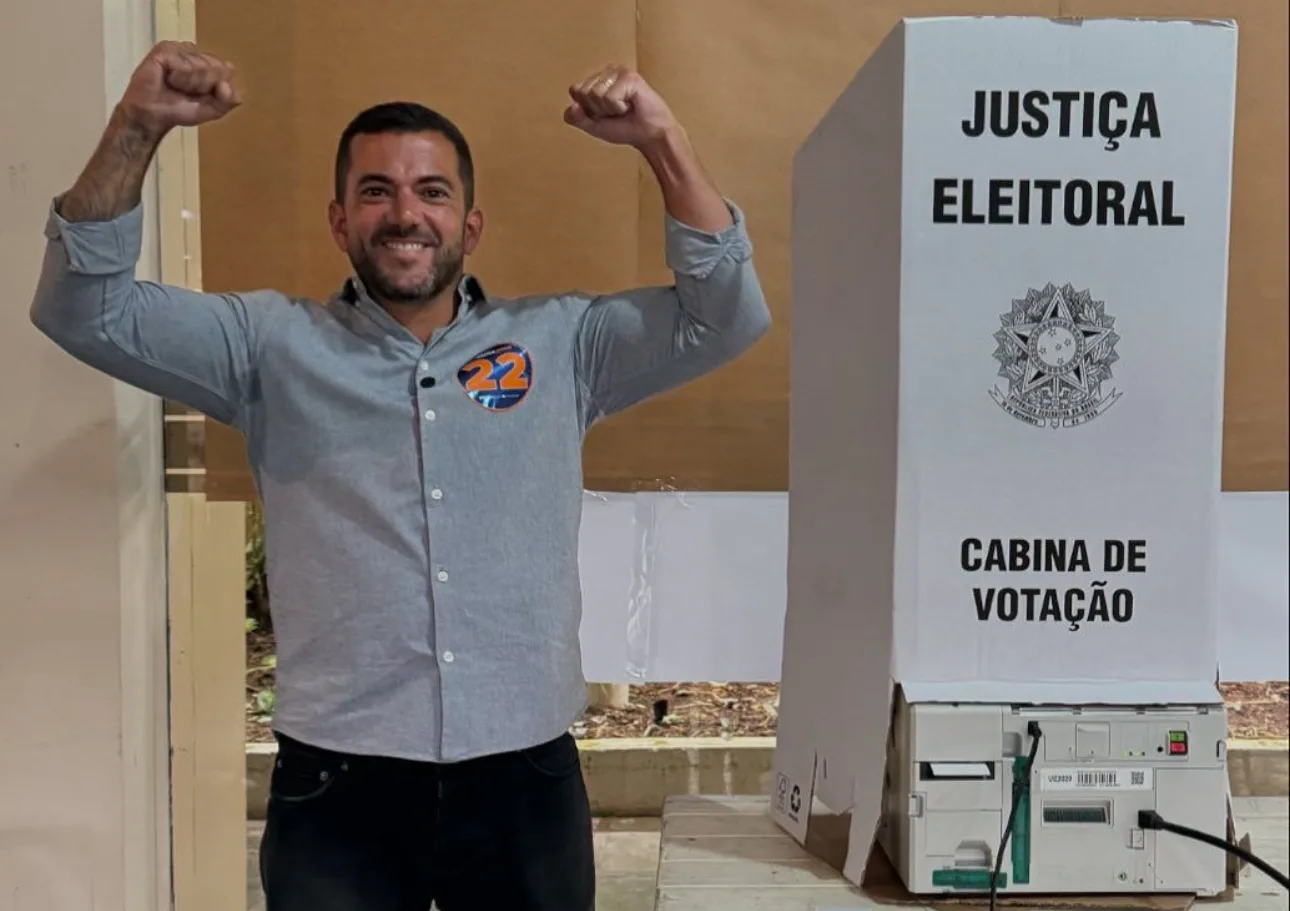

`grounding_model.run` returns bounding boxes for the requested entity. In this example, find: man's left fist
[564,66,677,148]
